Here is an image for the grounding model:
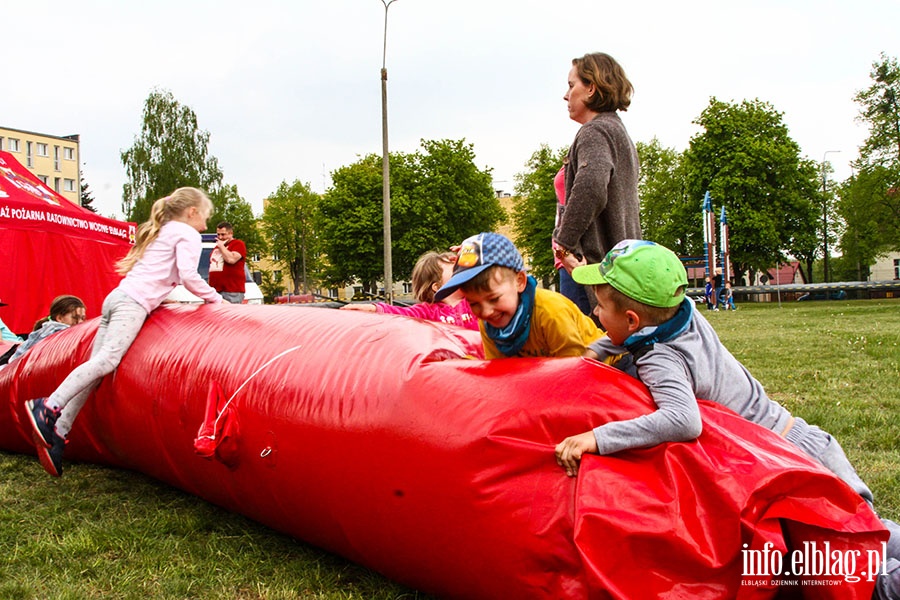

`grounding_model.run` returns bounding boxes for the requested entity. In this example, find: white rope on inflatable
[203,344,303,440]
